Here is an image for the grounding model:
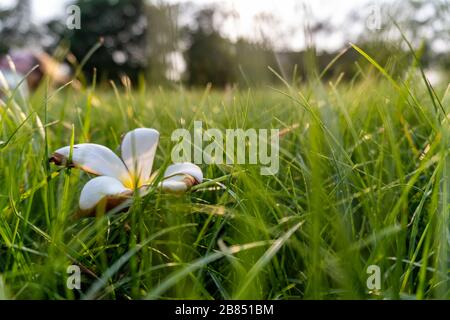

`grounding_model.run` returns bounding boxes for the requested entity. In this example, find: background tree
[145,3,181,84]
[349,0,449,75]
[184,7,237,87]
[68,0,147,82]
[0,0,38,54]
